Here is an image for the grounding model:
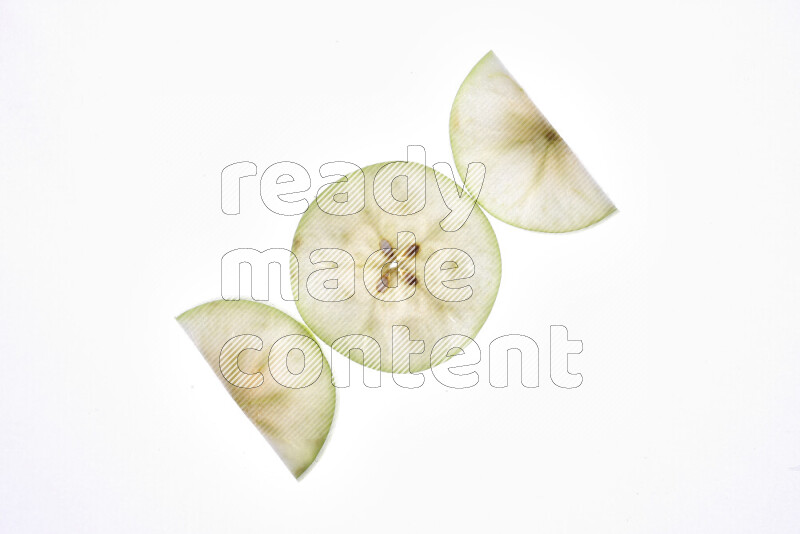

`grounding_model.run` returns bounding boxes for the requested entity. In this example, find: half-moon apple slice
[177,300,335,479]
[291,161,501,374]
[450,51,616,232]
